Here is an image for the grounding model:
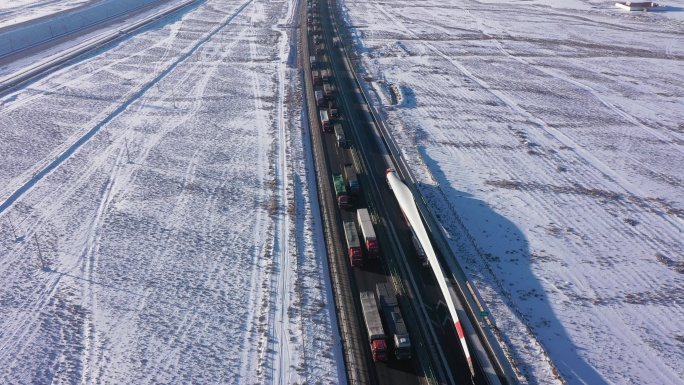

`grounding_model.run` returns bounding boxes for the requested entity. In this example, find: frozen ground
[341,0,684,383]
[0,0,343,384]
[0,1,93,29]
